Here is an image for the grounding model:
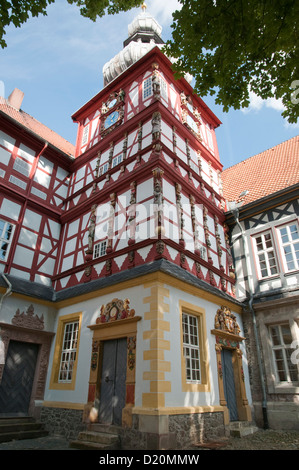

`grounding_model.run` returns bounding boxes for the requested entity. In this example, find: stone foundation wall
[168,412,226,448]
[40,407,226,448]
[120,412,226,450]
[40,407,86,440]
